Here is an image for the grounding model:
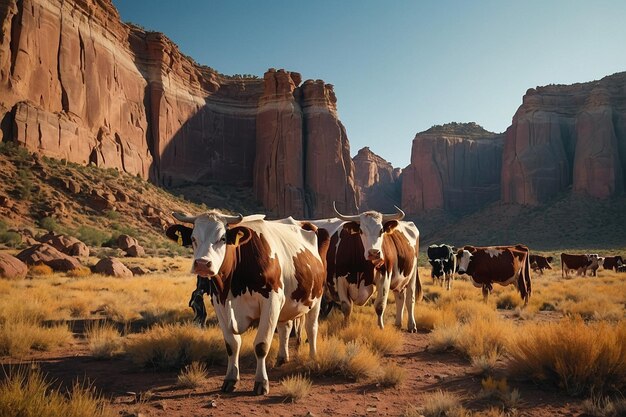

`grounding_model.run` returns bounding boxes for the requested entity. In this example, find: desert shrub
[478,377,521,408]
[280,374,312,402]
[507,319,626,395]
[39,217,62,233]
[104,210,120,220]
[471,353,499,376]
[0,230,21,247]
[125,323,223,370]
[29,264,54,276]
[376,363,406,387]
[85,322,122,359]
[0,321,73,356]
[76,226,111,247]
[411,390,468,417]
[176,361,208,388]
[495,292,521,310]
[66,267,92,278]
[581,395,626,417]
[0,368,114,417]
